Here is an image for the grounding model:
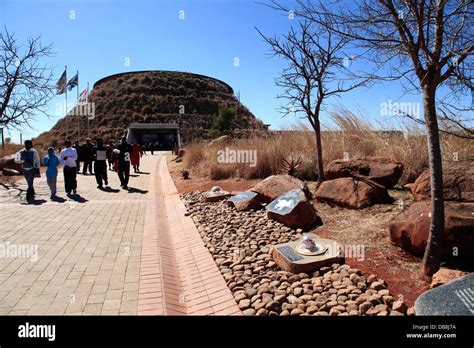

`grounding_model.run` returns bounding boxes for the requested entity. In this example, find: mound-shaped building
[34,70,267,149]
